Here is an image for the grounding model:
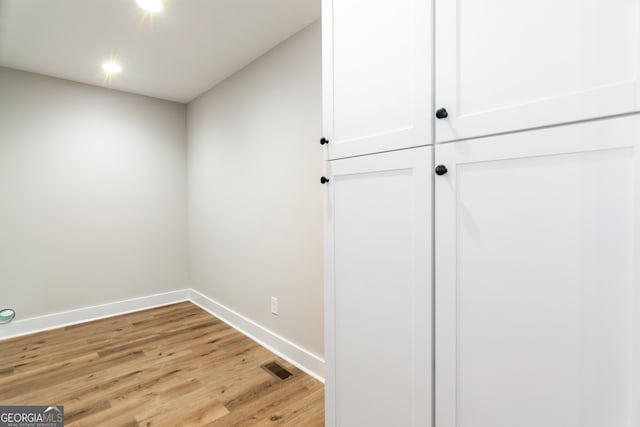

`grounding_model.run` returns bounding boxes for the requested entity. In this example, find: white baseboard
[0,288,325,383]
[190,289,324,382]
[0,289,191,341]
